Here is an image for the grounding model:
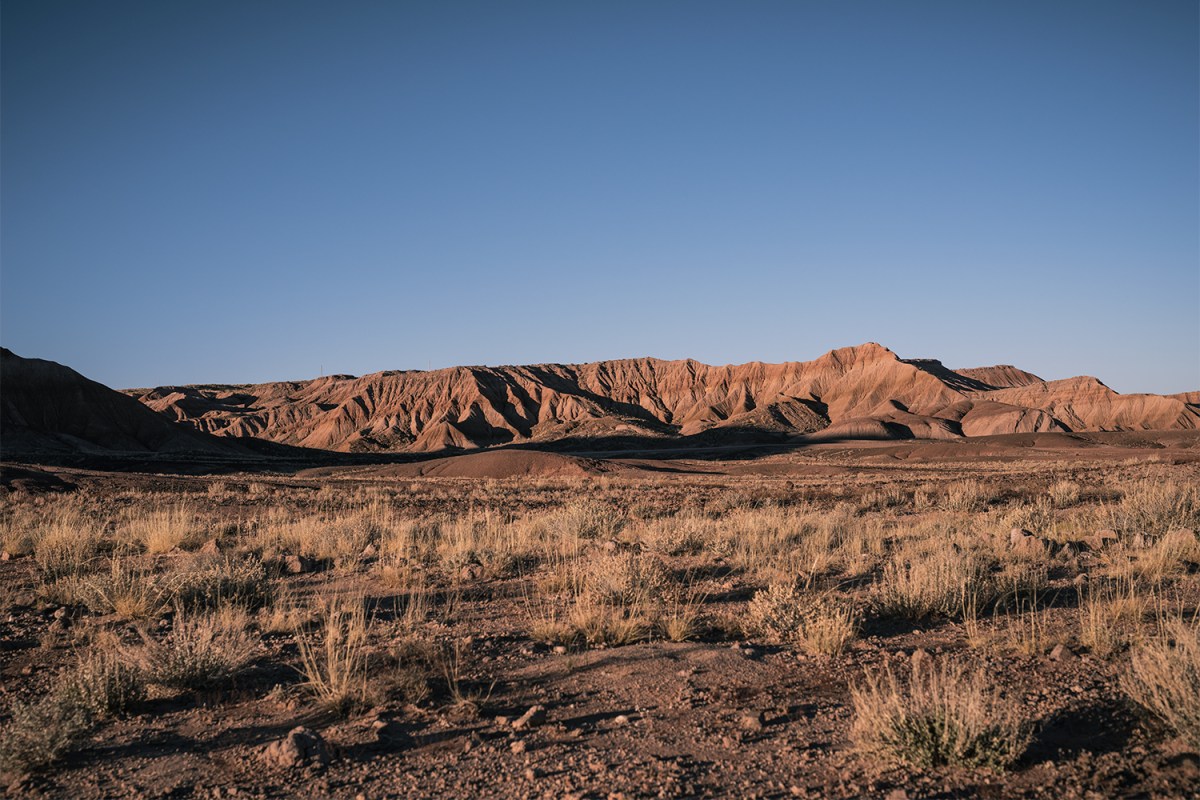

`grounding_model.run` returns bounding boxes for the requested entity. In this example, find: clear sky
[2,1,1197,393]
